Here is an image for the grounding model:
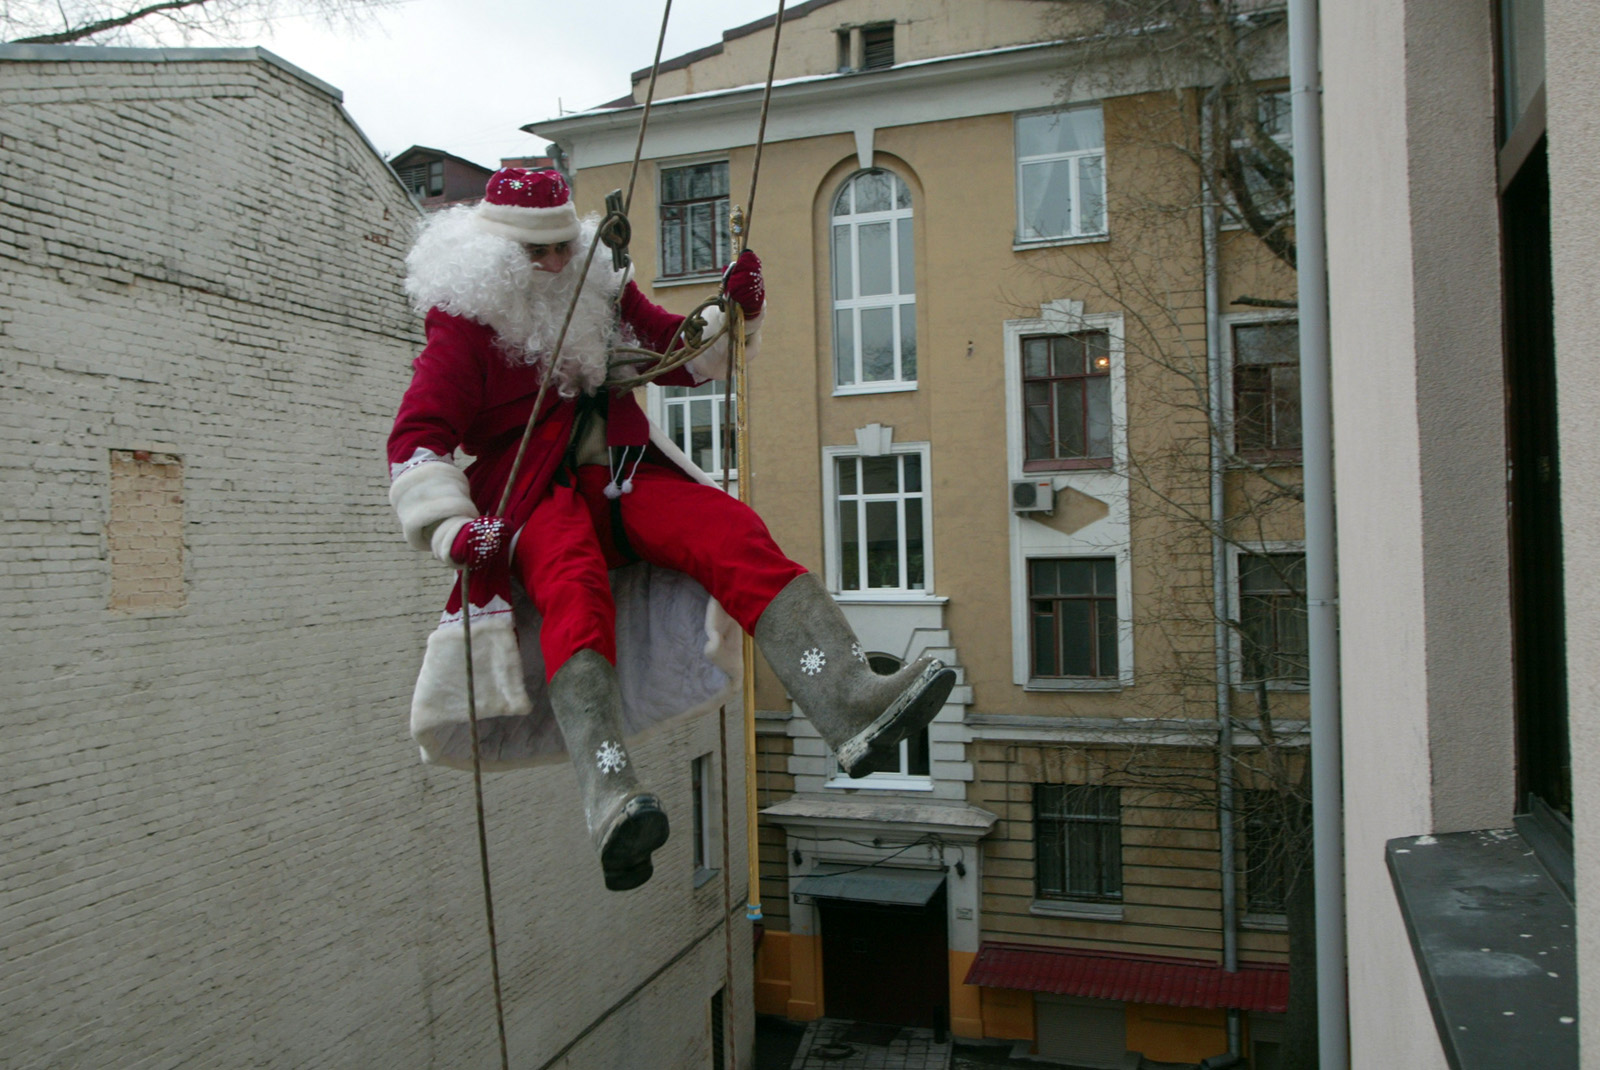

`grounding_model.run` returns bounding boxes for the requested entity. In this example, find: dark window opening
[1232,321,1302,454]
[659,161,731,278]
[862,24,895,69]
[1238,553,1308,685]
